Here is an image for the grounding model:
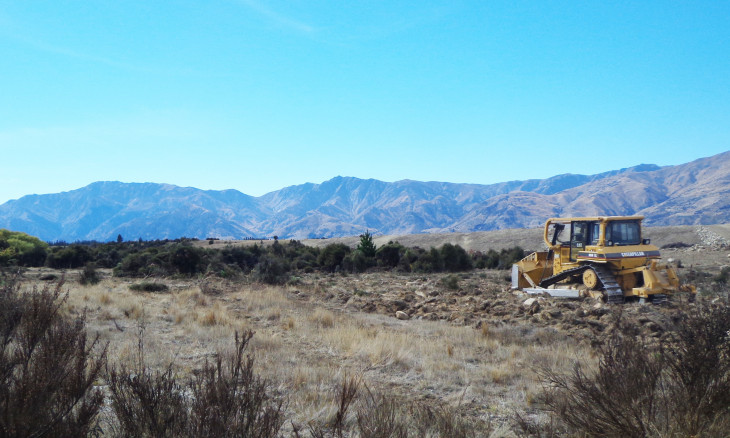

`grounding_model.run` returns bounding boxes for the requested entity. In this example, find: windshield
[606,220,641,246]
